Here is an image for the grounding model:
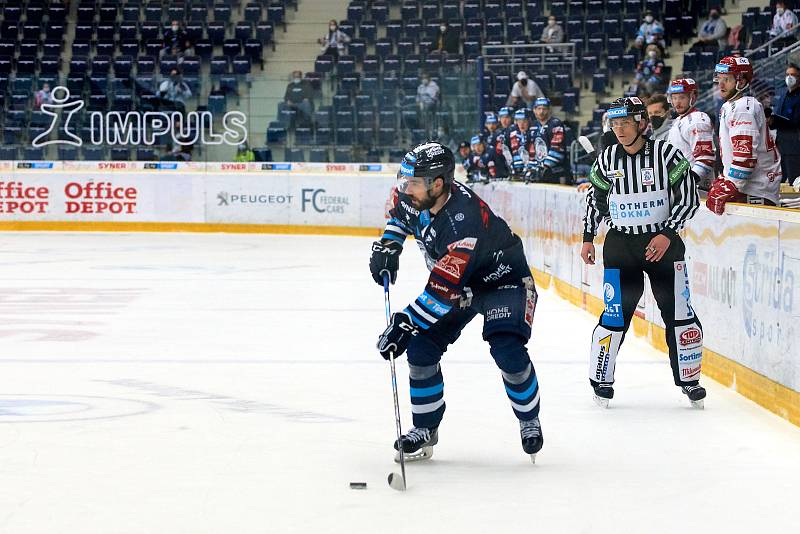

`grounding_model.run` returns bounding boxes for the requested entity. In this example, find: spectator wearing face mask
[769,64,800,184]
[317,20,350,60]
[634,45,666,96]
[690,7,727,53]
[645,94,674,140]
[430,21,460,54]
[282,70,314,128]
[163,20,191,57]
[34,82,53,110]
[771,1,799,49]
[633,11,666,51]
[507,71,544,110]
[540,16,564,50]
